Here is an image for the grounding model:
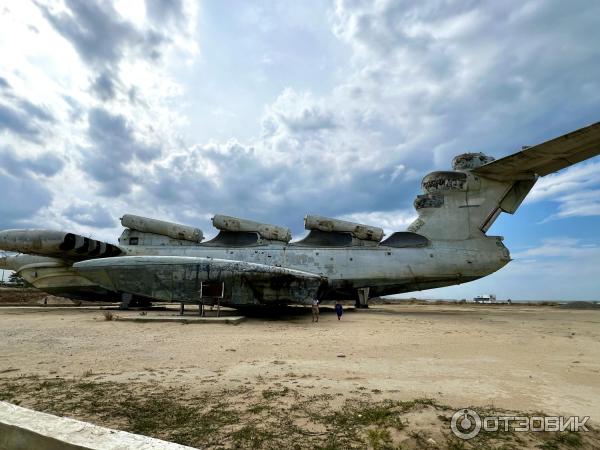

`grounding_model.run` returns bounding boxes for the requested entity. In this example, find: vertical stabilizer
[407,154,530,240]
[408,121,600,240]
